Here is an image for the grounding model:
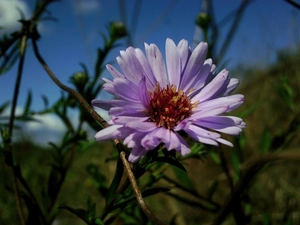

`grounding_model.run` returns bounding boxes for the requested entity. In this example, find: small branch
[213,151,300,225]
[8,34,28,225]
[219,148,234,194]
[284,0,300,10]
[215,0,253,64]
[31,38,109,129]
[120,151,167,225]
